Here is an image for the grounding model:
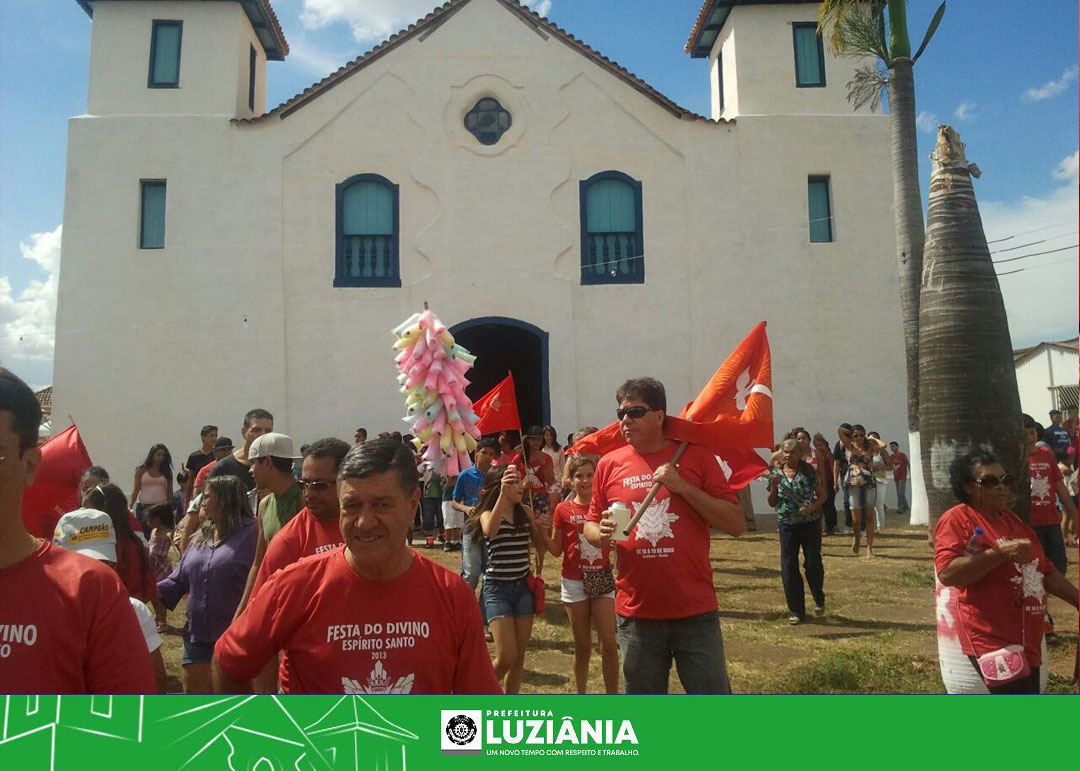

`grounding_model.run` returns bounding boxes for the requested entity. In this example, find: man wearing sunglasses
[250,437,352,599]
[584,377,745,694]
